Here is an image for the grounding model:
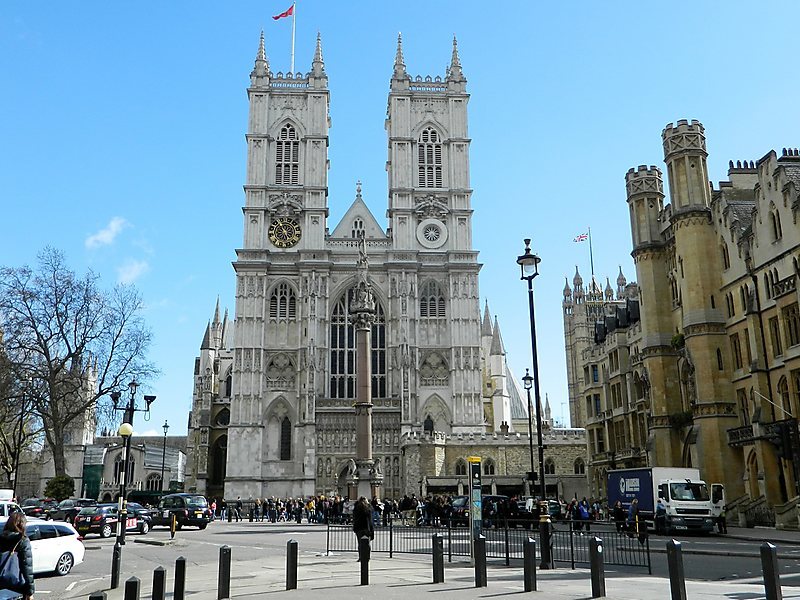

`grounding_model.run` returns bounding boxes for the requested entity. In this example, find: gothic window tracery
[146,473,162,491]
[574,458,586,475]
[544,458,556,475]
[419,280,446,318]
[420,352,449,386]
[275,124,300,185]
[269,283,297,320]
[266,354,296,389]
[454,458,467,476]
[418,127,443,188]
[329,288,387,399]
[483,459,496,475]
[351,218,364,239]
